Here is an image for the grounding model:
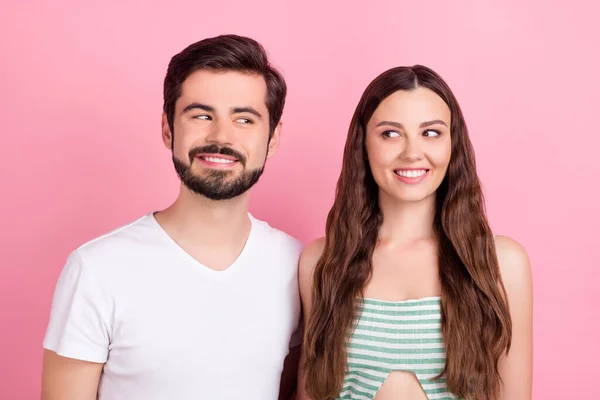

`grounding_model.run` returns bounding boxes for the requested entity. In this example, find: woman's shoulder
[494,235,531,276]
[299,237,326,276]
[298,237,326,294]
[301,236,326,264]
[493,235,533,299]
